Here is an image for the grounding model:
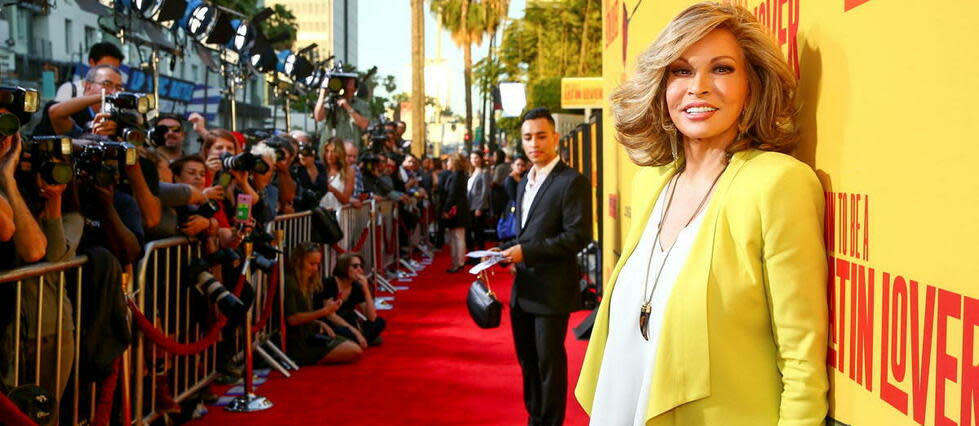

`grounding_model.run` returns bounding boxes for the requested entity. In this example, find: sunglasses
[351,263,364,269]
